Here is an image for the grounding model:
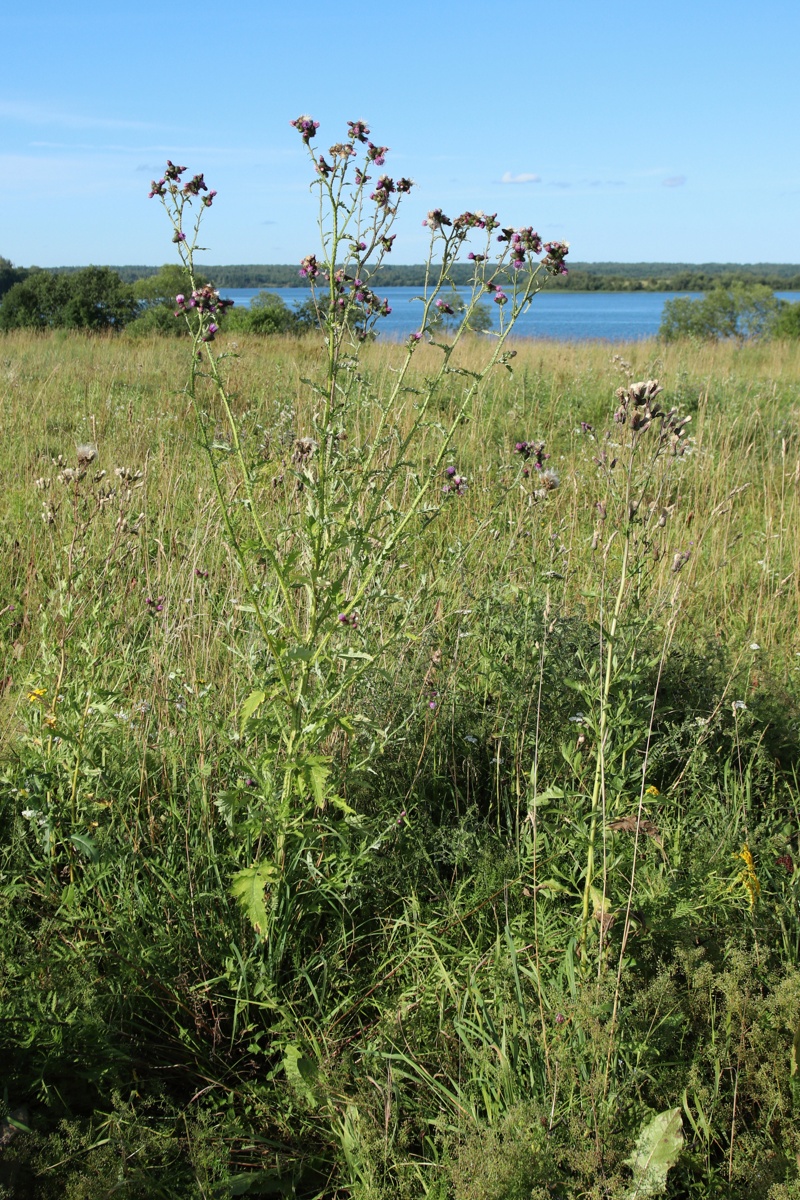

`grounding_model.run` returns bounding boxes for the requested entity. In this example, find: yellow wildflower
[645,785,660,797]
[738,843,761,910]
[27,688,46,703]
